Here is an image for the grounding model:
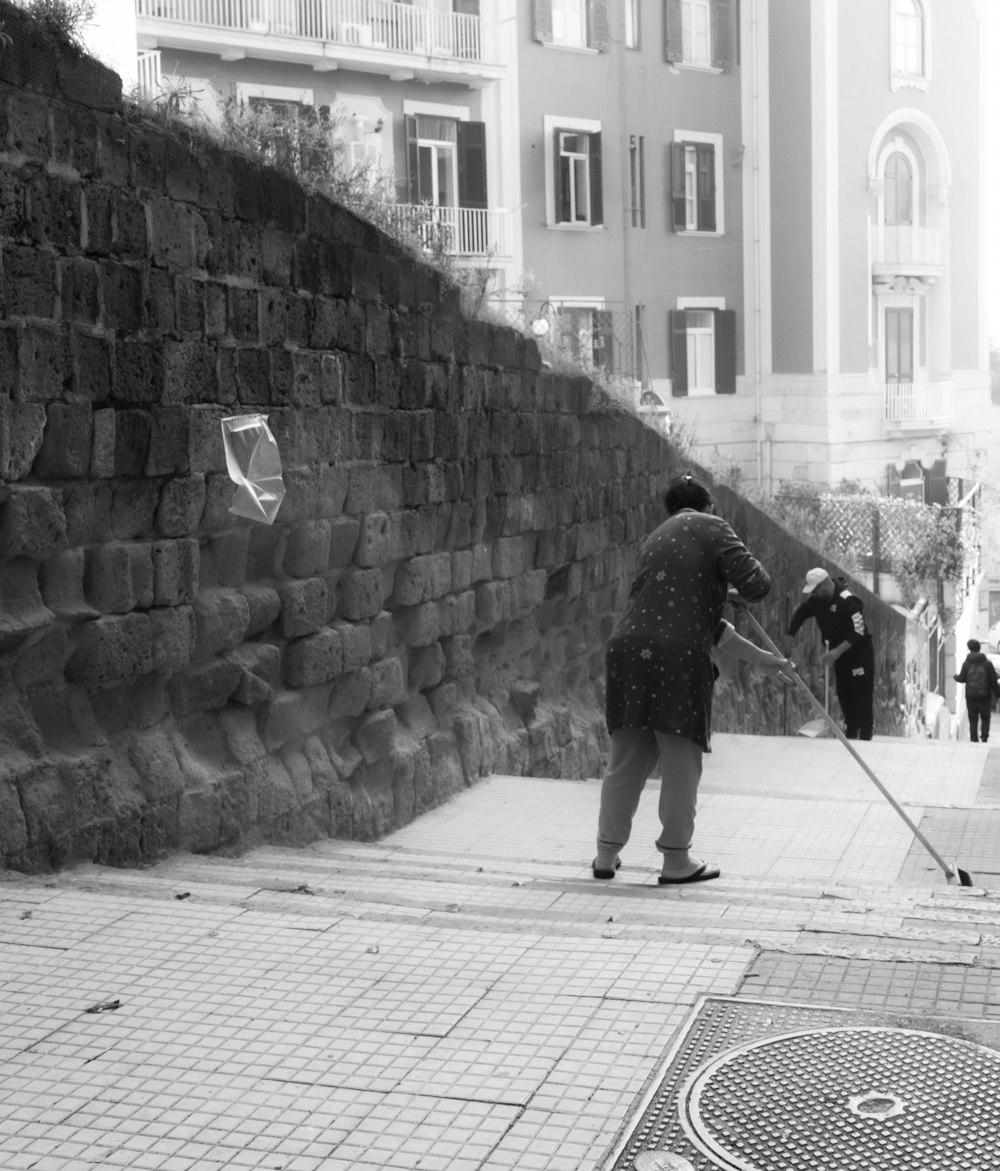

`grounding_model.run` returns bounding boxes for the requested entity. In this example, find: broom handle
[741,607,956,878]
